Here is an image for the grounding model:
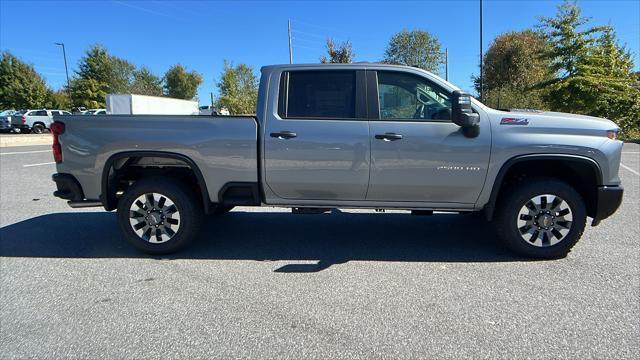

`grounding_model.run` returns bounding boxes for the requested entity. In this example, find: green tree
[109,57,136,94]
[215,60,258,115]
[0,52,51,109]
[320,38,355,64]
[47,89,72,109]
[538,1,639,138]
[473,30,553,109]
[130,67,163,96]
[383,29,445,73]
[163,64,203,100]
[70,44,136,108]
